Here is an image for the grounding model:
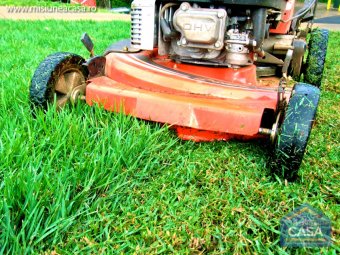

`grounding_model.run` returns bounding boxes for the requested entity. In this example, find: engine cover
[173,2,227,50]
[130,0,156,50]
